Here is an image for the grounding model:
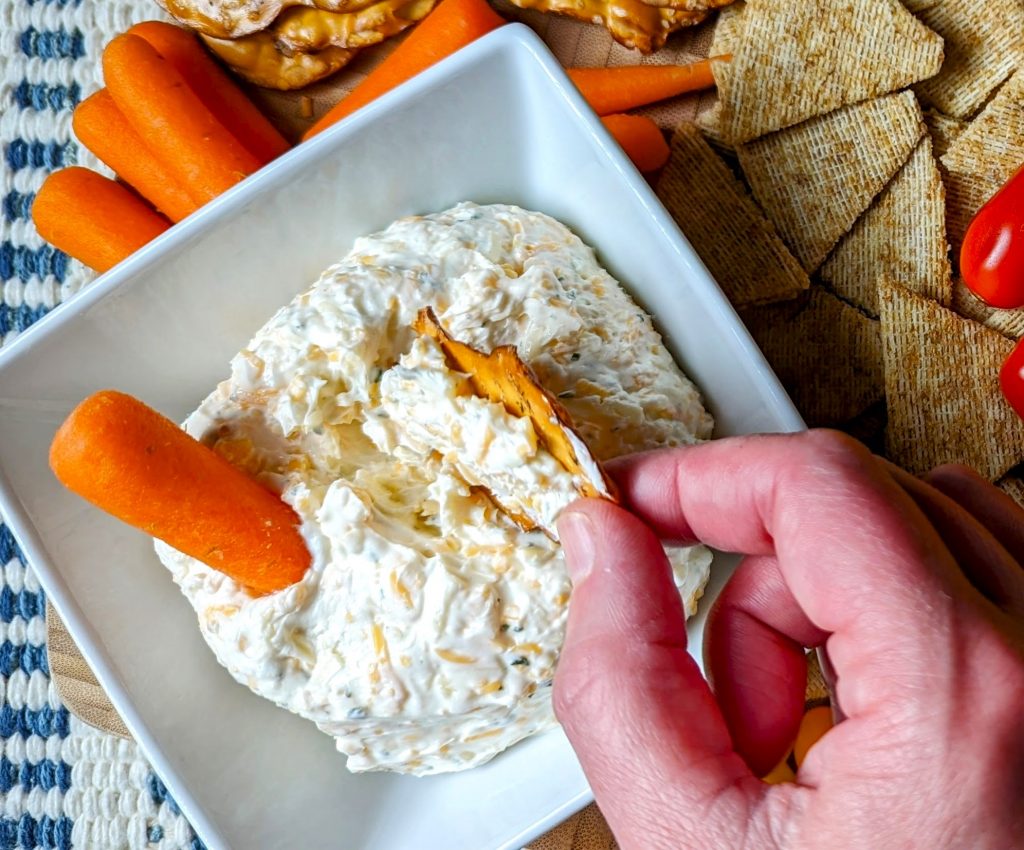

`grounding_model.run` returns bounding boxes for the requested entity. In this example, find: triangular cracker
[710,0,746,57]
[741,287,884,426]
[657,123,809,308]
[820,137,950,317]
[901,0,939,10]
[952,281,1024,340]
[718,0,942,144]
[696,104,733,156]
[914,0,1024,119]
[737,91,925,272]
[942,71,1024,183]
[998,473,1024,509]
[696,1,747,153]
[879,279,1024,480]
[924,108,968,158]
[943,168,1001,258]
